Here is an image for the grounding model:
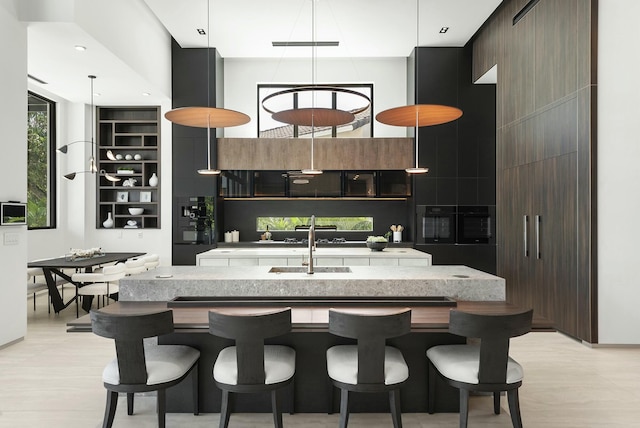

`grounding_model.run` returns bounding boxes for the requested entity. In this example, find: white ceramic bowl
[128,207,144,215]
